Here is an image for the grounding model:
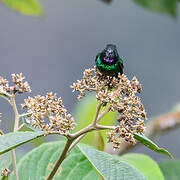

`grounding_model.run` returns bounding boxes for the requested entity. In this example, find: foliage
[78,144,163,180]
[134,0,178,17]
[134,133,173,159]
[0,71,173,179]
[9,141,99,180]
[9,141,165,180]
[0,0,179,17]
[2,0,42,16]
[119,153,164,180]
[158,160,180,180]
[0,0,178,179]
[0,131,44,155]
